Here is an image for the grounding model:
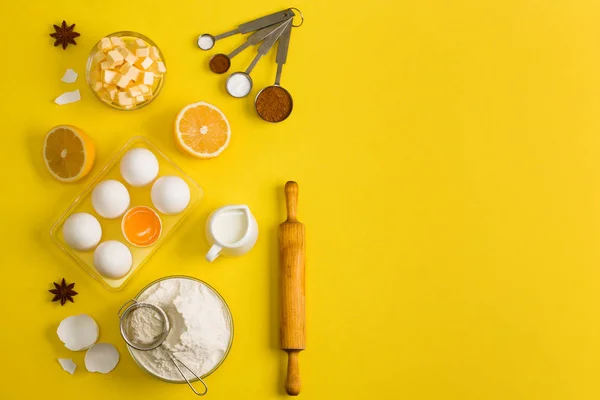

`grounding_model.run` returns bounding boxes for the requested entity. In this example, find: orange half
[121,206,162,247]
[174,101,231,158]
[43,125,95,182]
